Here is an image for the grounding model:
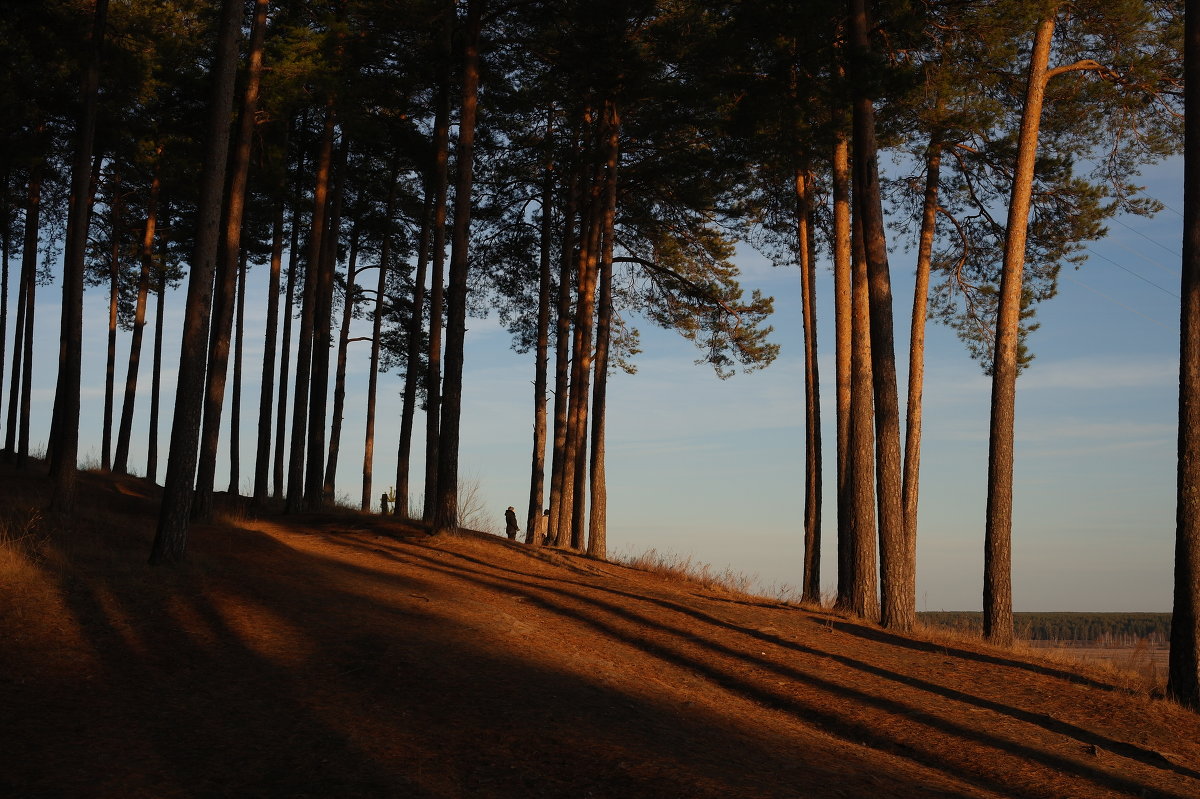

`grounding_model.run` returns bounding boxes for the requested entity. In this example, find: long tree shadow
[342,535,1199,799]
